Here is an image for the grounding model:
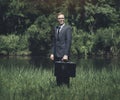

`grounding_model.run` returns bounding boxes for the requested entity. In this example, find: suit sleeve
[51,27,56,54]
[64,26,72,55]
